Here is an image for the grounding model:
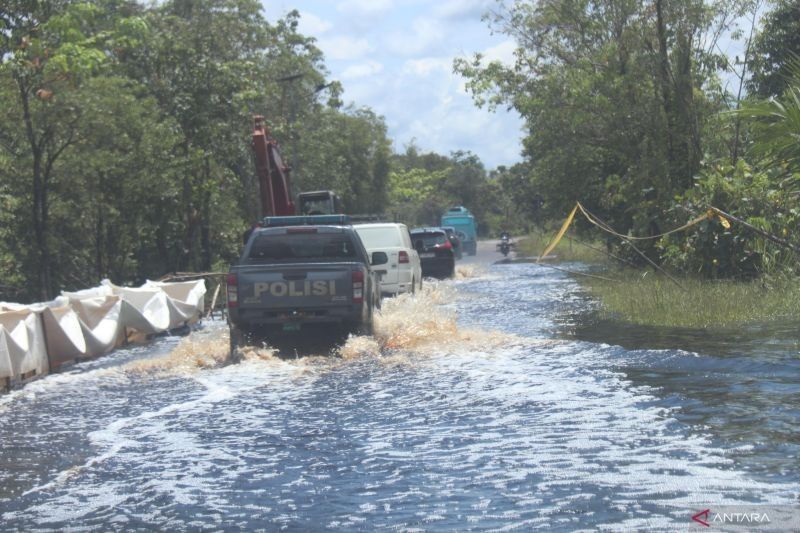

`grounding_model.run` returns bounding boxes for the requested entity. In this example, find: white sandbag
[39,298,88,369]
[104,281,170,335]
[67,295,123,358]
[143,280,206,327]
[0,305,50,383]
[61,283,114,300]
[0,310,27,385]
